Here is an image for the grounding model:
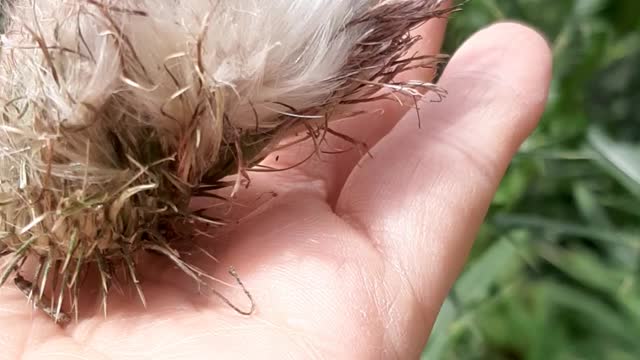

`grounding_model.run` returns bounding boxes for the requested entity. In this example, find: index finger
[336,22,552,339]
